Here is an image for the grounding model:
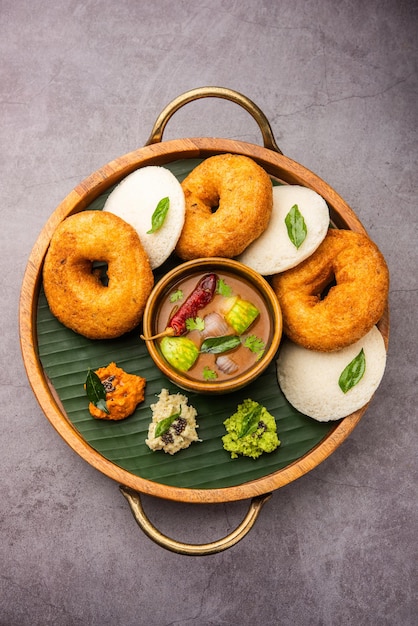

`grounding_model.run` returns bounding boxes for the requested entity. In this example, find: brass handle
[145,86,282,154]
[120,486,272,556]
